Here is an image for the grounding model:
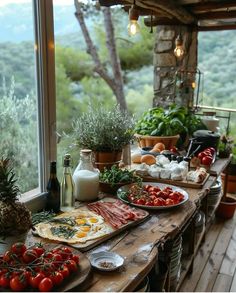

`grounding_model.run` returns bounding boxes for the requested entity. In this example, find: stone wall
[153,25,198,108]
